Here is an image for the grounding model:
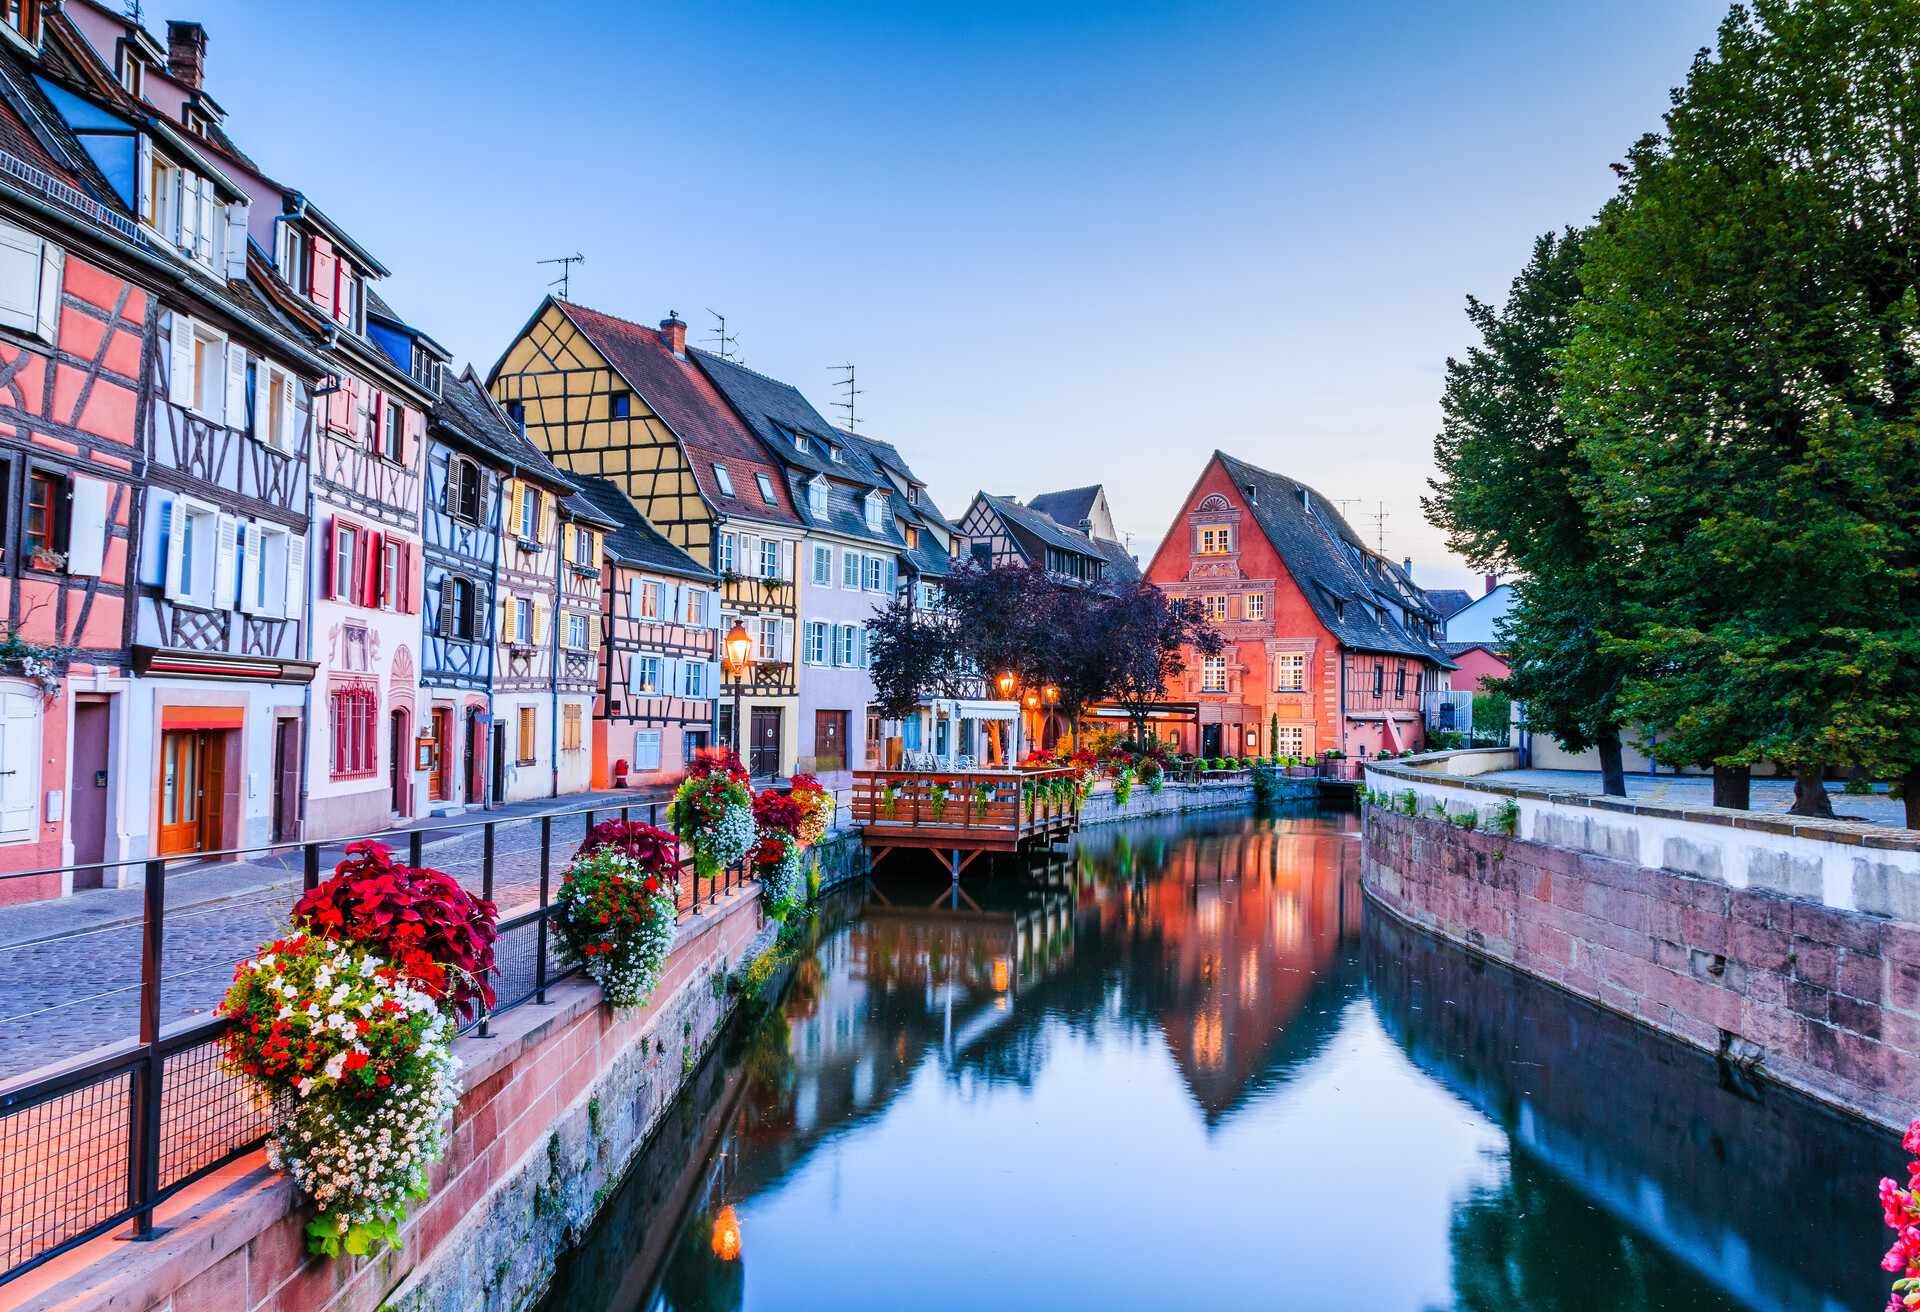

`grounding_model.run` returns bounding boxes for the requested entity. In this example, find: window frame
[756,472,777,504]
[712,463,734,497]
[1274,652,1306,692]
[1201,656,1228,693]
